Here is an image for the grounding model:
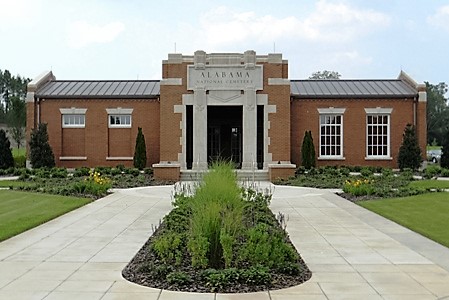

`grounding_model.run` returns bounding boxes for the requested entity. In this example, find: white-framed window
[106,108,133,128]
[365,108,392,158]
[60,108,87,128]
[318,108,346,159]
[109,114,131,127]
